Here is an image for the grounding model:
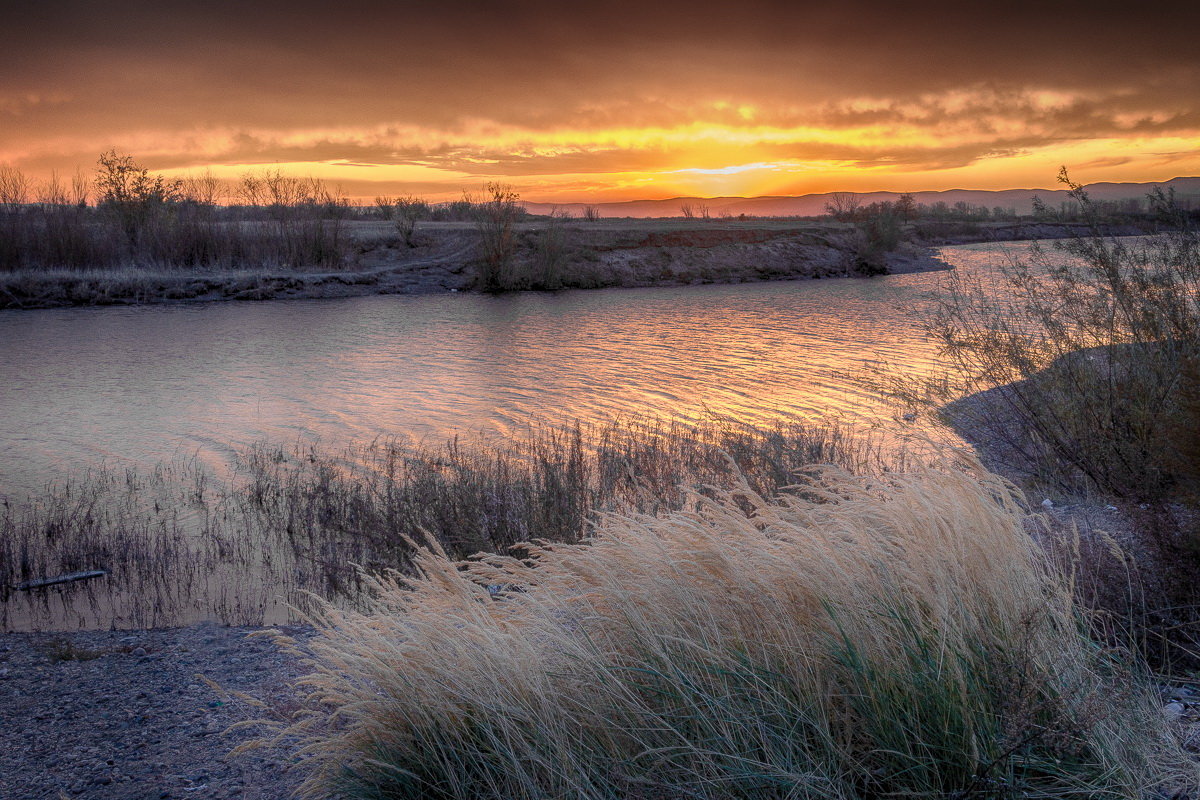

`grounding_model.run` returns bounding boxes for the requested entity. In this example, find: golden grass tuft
[268,457,1196,799]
